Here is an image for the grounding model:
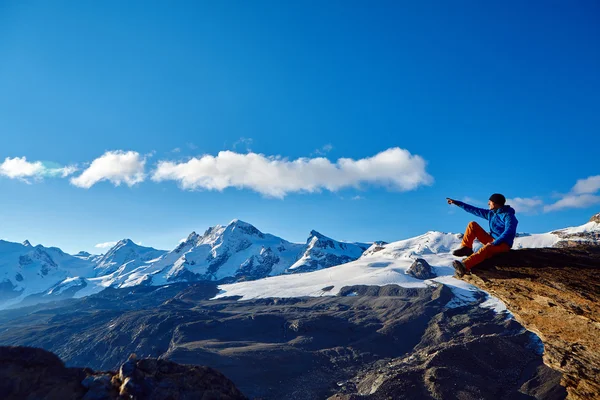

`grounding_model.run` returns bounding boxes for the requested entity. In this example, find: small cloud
[351,195,364,200]
[508,197,544,214]
[0,157,77,183]
[544,175,600,212]
[572,175,600,195]
[70,150,146,189]
[171,148,181,153]
[95,241,117,249]
[186,143,198,150]
[152,147,433,198]
[544,194,600,212]
[232,137,253,152]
